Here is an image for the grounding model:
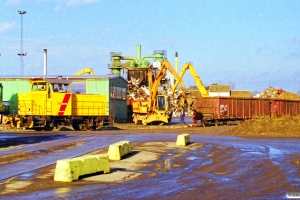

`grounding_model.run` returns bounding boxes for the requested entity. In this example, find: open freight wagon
[194,97,300,126]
